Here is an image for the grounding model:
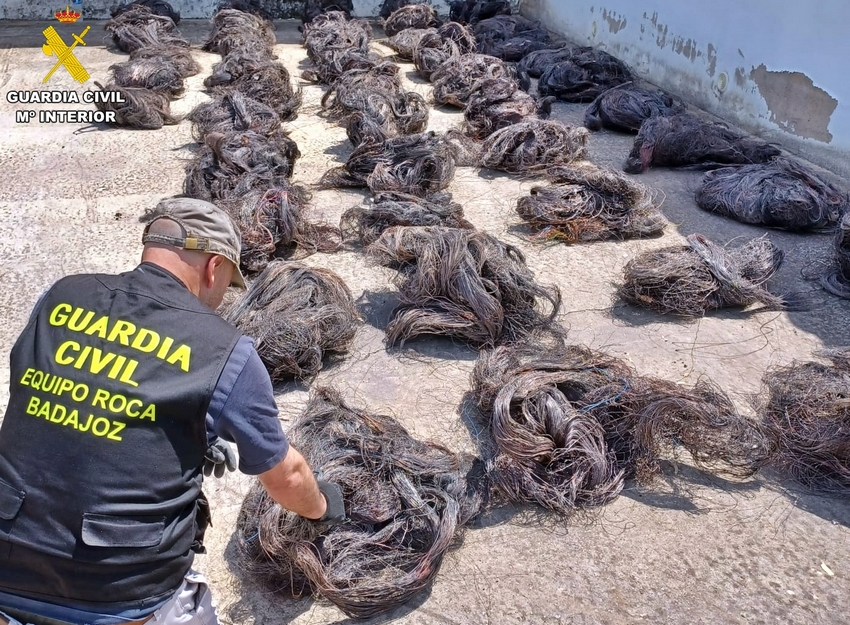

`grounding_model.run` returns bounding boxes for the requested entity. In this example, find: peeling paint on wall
[750,64,837,143]
[601,8,626,33]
